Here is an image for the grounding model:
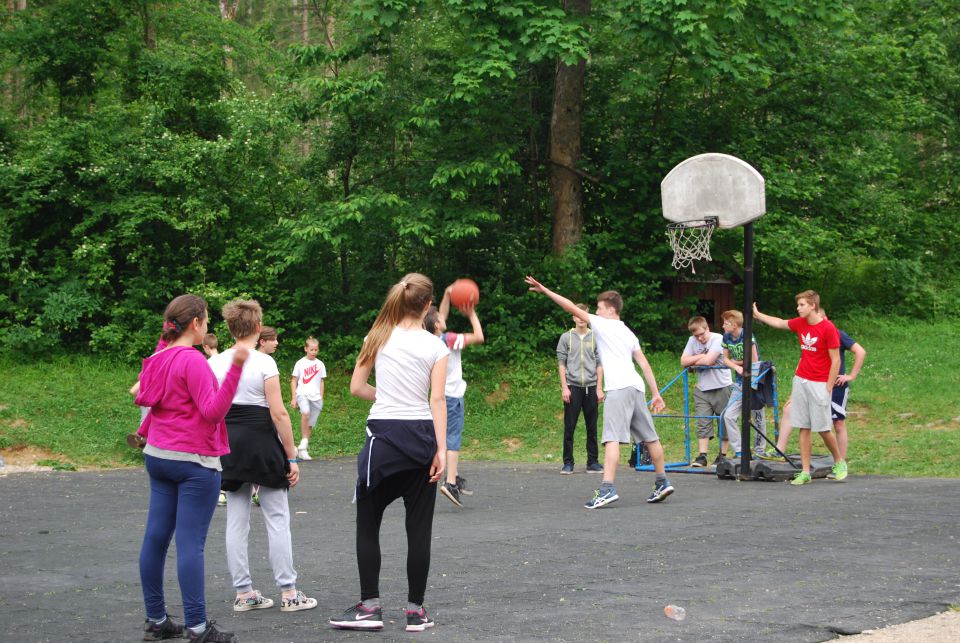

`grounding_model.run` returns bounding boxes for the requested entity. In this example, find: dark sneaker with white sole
[329,603,384,630]
[142,616,184,641]
[456,475,474,496]
[440,481,463,507]
[584,488,619,509]
[405,606,435,632]
[646,479,675,503]
[691,453,708,468]
[186,621,238,643]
